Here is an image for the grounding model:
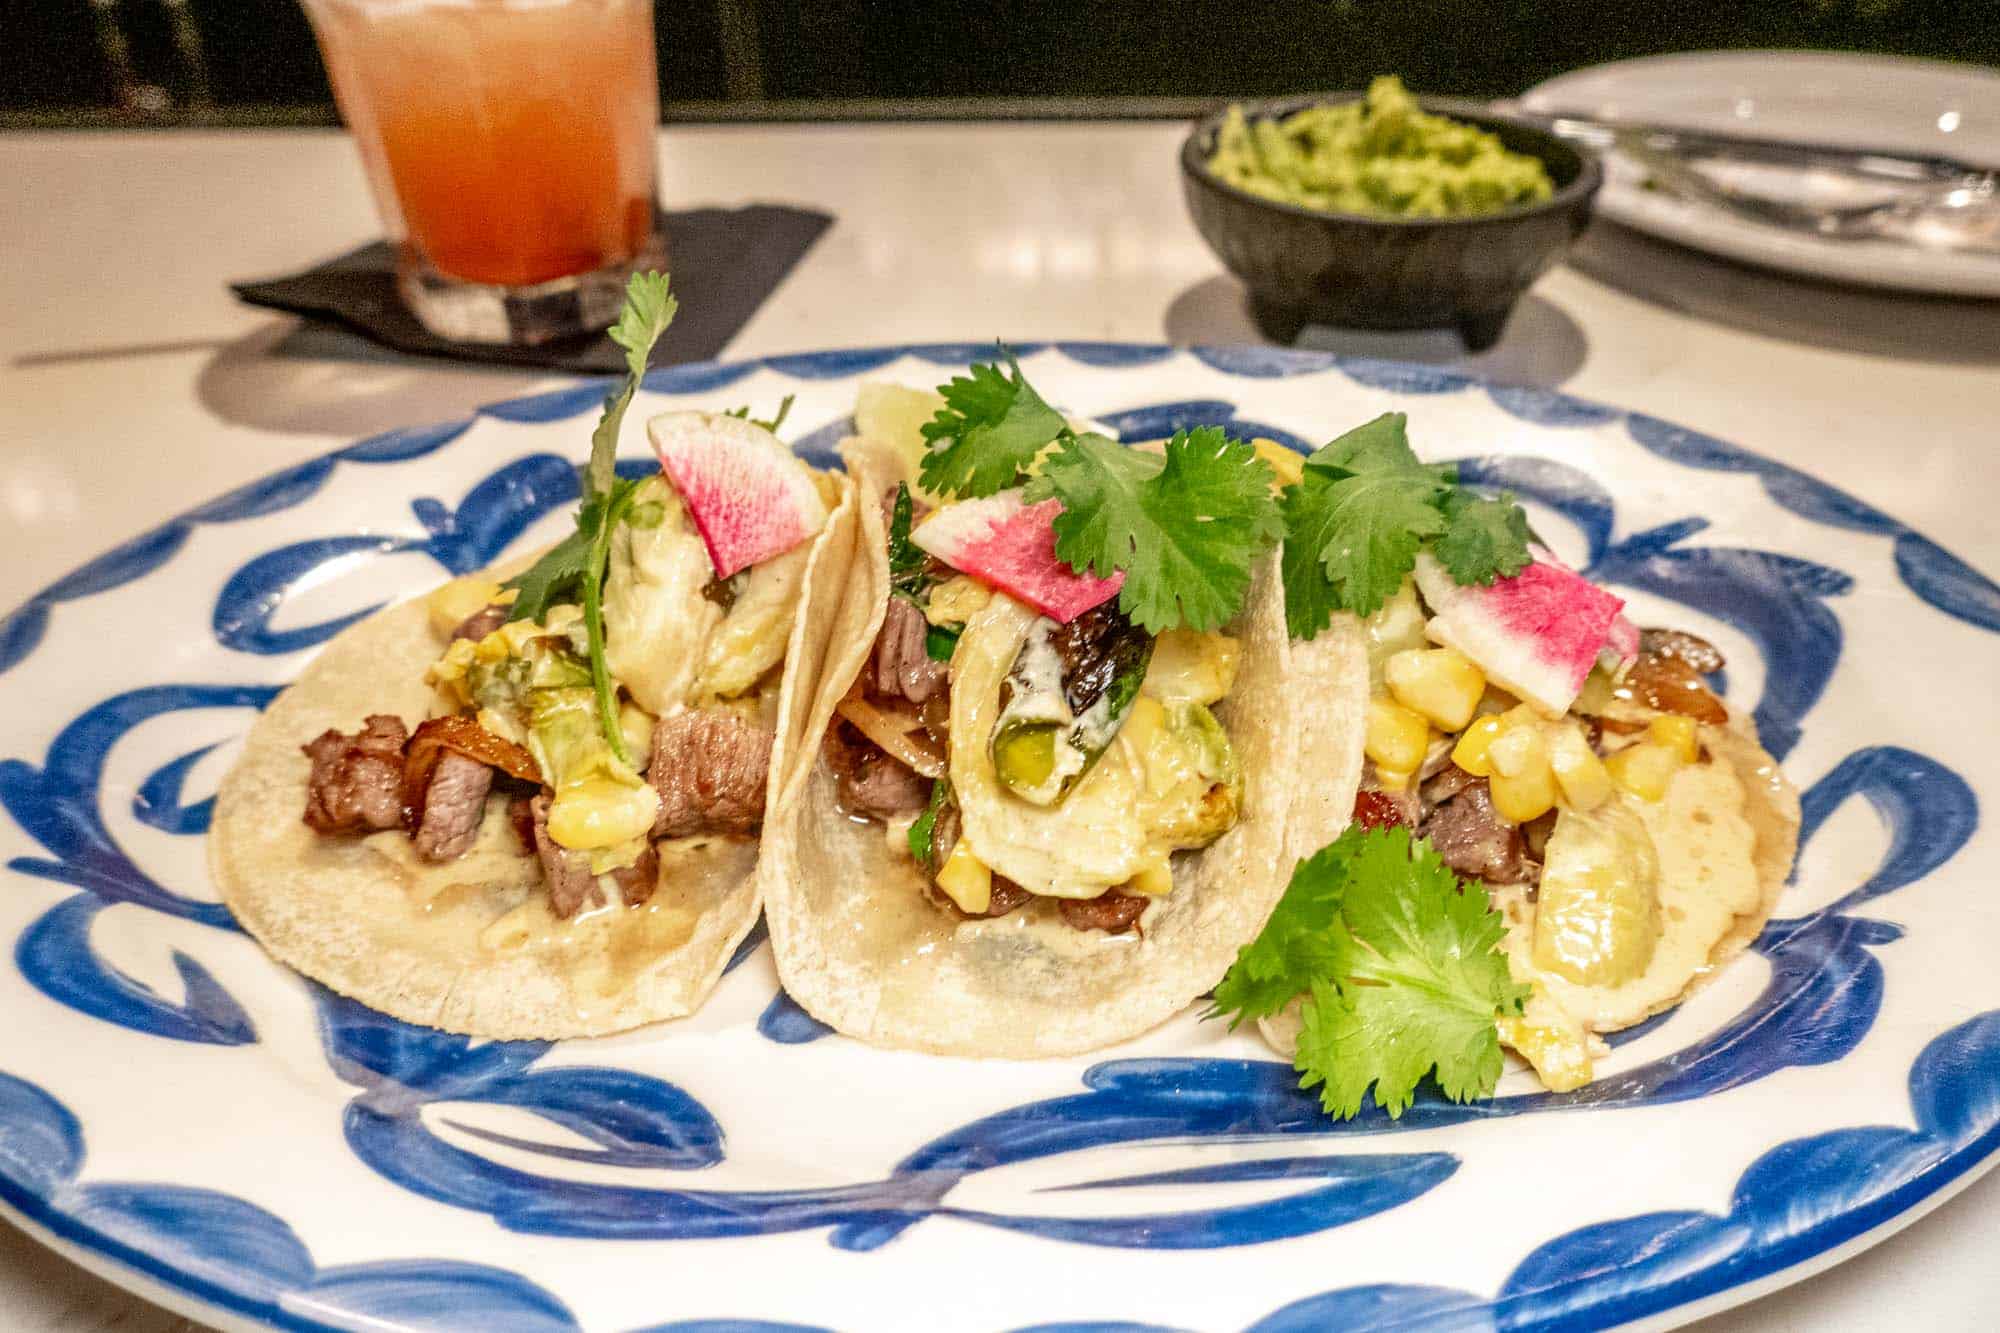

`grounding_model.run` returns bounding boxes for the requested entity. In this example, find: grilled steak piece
[301,714,408,834]
[1422,778,1538,886]
[396,715,540,862]
[1420,763,1480,808]
[528,791,658,919]
[874,596,949,704]
[409,751,492,862]
[648,709,772,839]
[450,603,510,643]
[1058,890,1149,934]
[823,719,931,819]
